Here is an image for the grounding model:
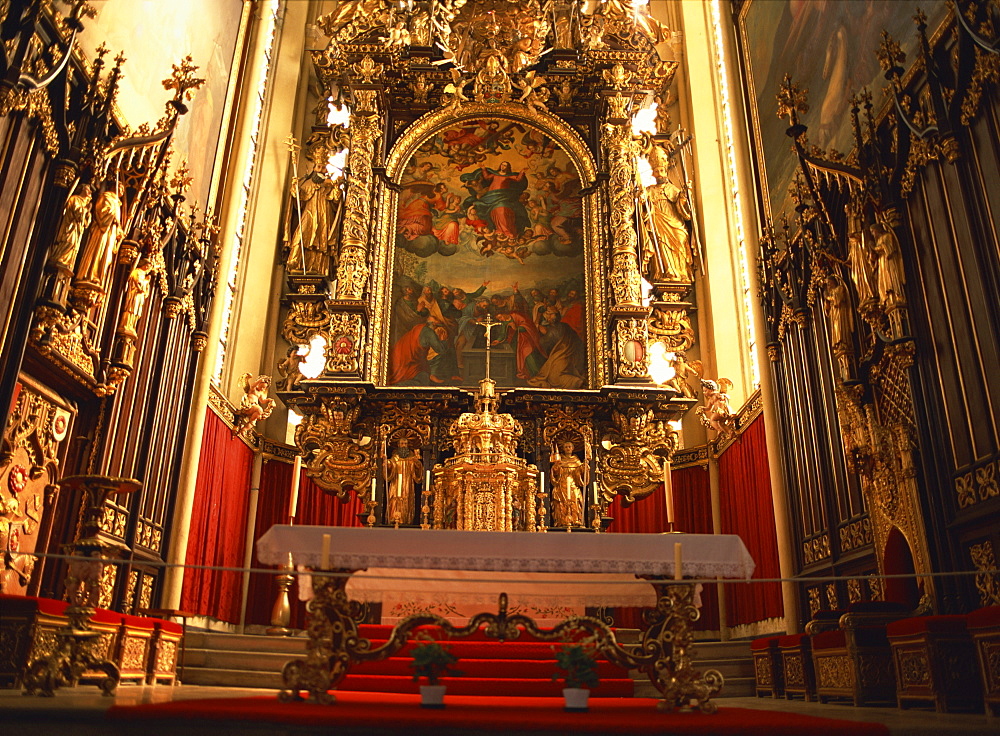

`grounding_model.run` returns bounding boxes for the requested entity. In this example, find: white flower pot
[562,687,590,711]
[420,684,447,708]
